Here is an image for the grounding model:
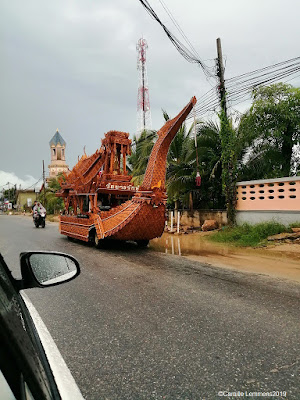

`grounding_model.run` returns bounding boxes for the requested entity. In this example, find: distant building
[48,129,69,181]
[16,189,37,210]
